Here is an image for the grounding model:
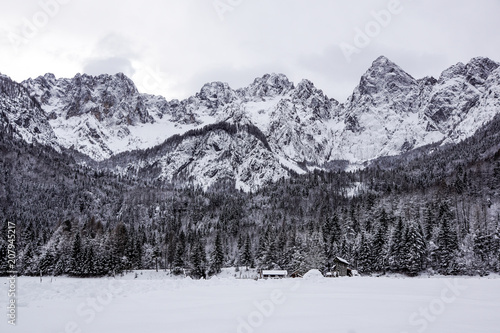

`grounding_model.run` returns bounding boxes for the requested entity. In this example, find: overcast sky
[1,0,499,102]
